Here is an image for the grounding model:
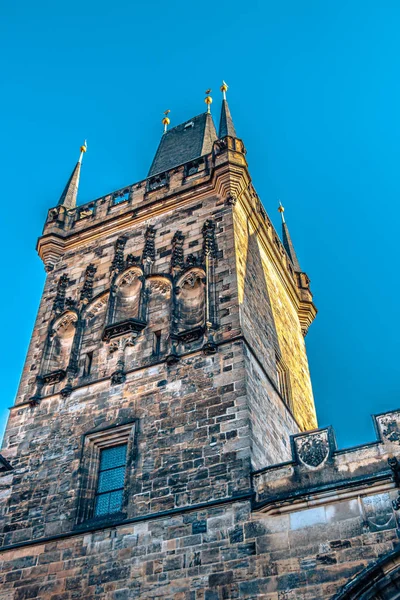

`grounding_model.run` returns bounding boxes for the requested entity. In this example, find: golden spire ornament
[162,110,171,134]
[220,80,228,100]
[78,140,87,164]
[278,201,285,223]
[204,89,212,113]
